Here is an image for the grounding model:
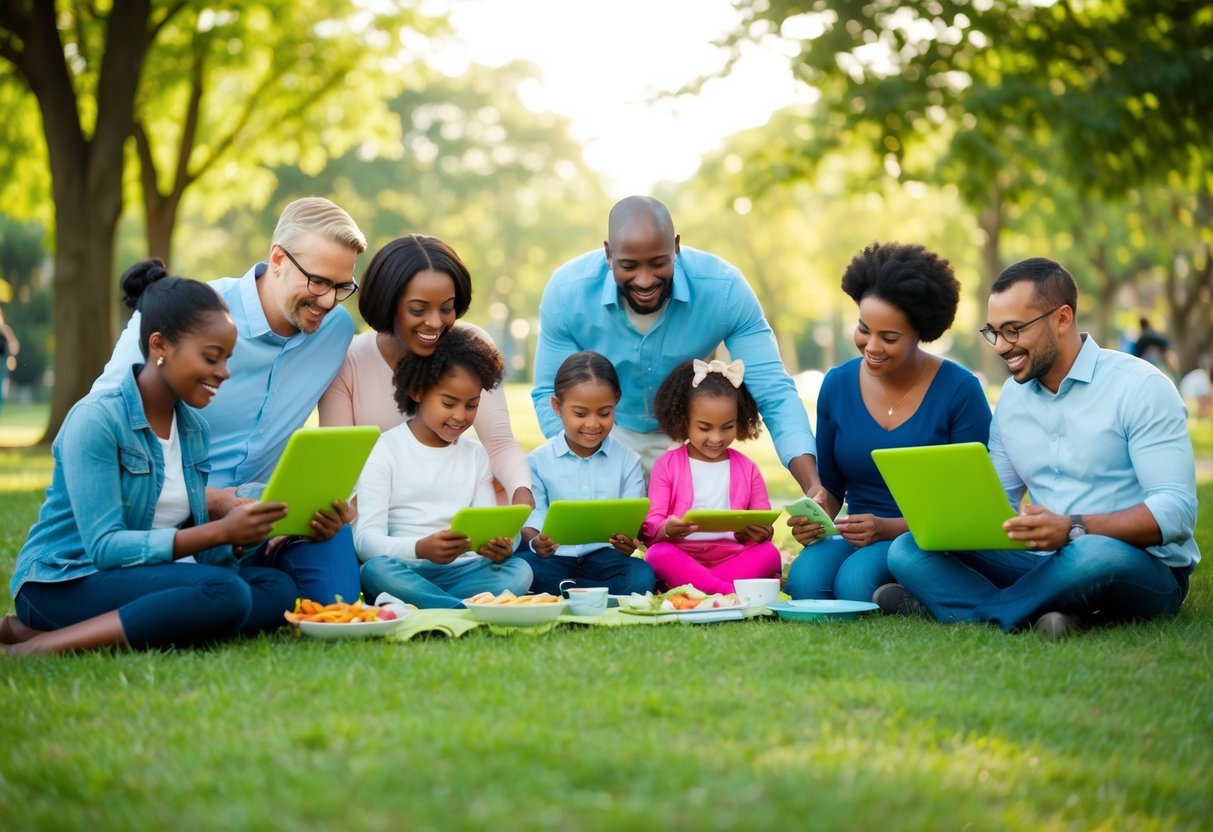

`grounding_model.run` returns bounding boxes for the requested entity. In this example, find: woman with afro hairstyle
[785,242,991,604]
[352,327,532,608]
